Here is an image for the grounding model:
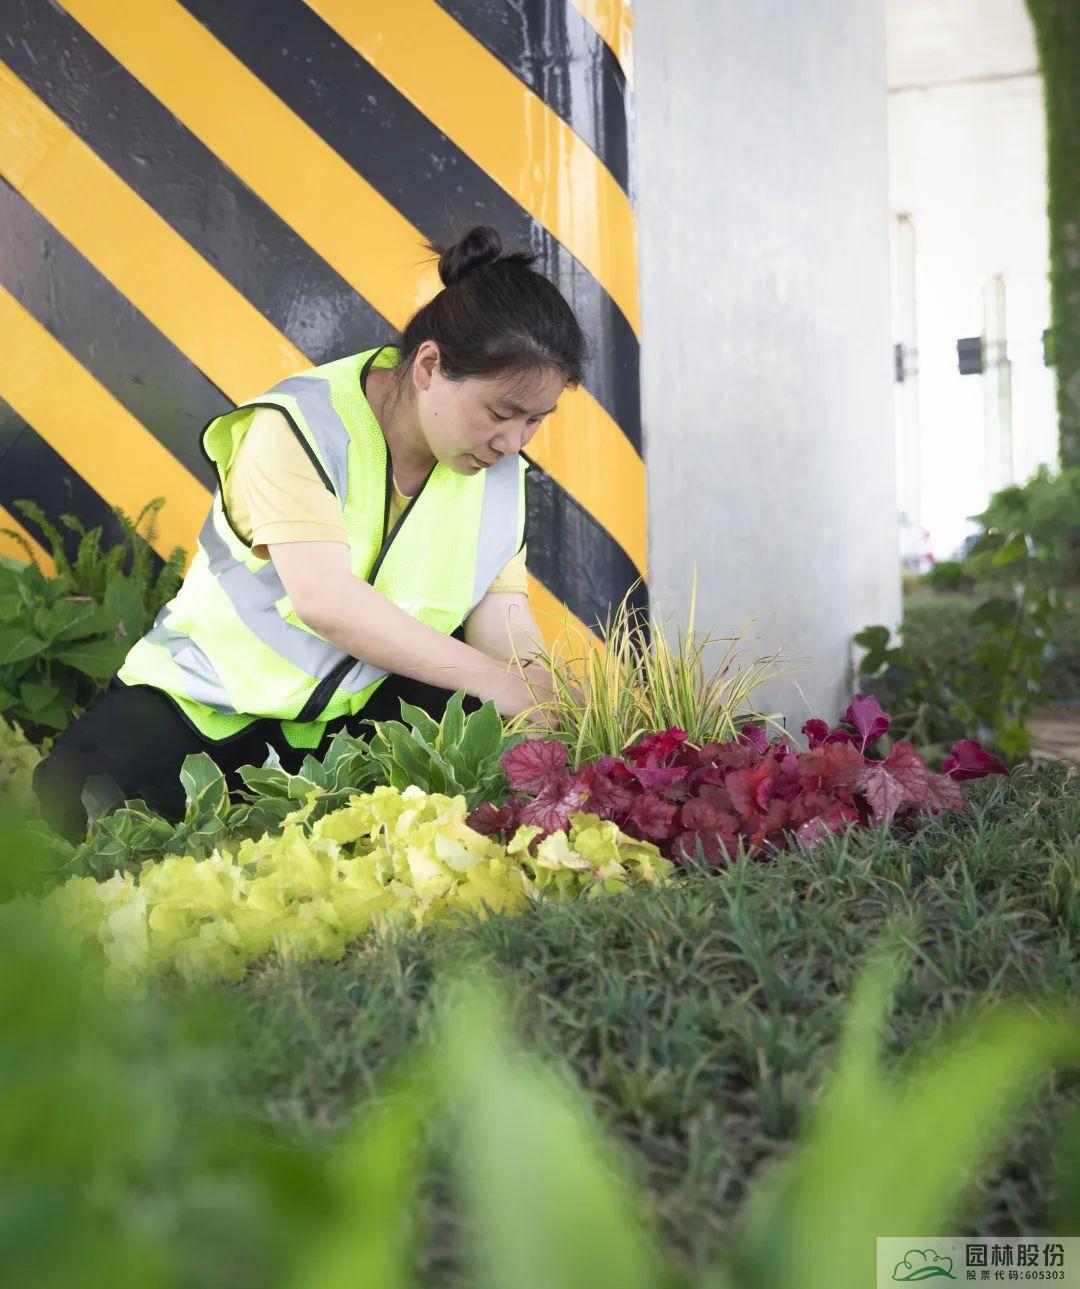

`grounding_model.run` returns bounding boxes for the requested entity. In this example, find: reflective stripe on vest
[116,345,528,743]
